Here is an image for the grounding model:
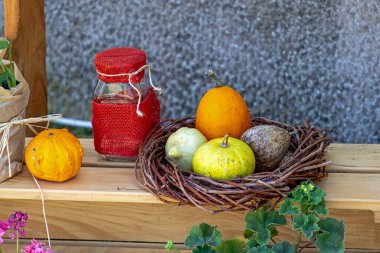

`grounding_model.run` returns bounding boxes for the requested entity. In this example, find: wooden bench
[1,139,380,252]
